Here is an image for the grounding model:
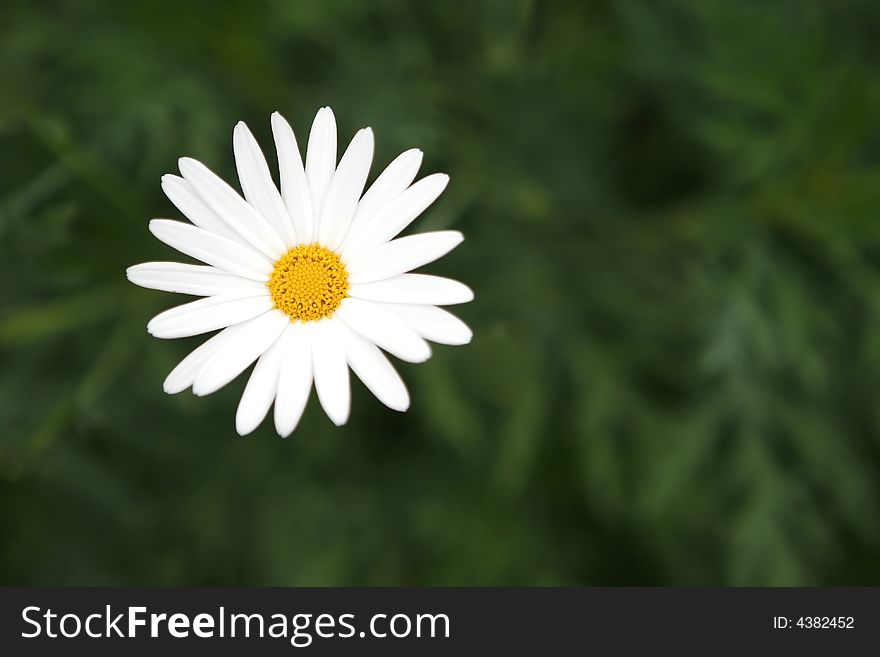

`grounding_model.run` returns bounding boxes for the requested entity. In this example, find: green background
[2,0,880,586]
